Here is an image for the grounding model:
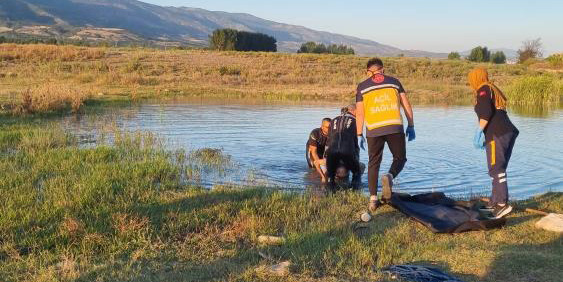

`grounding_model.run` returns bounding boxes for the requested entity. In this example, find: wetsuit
[475,85,519,205]
[325,112,361,189]
[306,128,328,168]
[356,74,407,196]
